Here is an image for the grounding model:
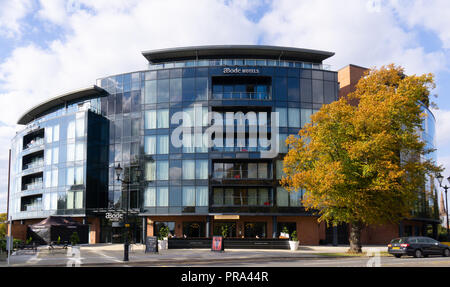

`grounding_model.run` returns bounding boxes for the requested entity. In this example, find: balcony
[21,172,44,191]
[22,150,44,171]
